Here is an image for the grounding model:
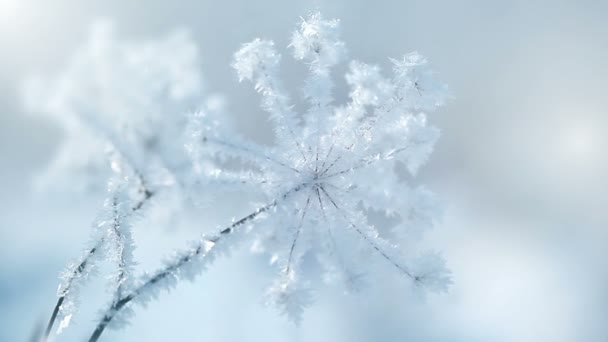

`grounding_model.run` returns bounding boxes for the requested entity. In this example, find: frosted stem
[87,204,272,342]
[43,245,96,341]
[87,183,307,342]
[204,136,300,174]
[42,186,153,342]
[319,185,415,280]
